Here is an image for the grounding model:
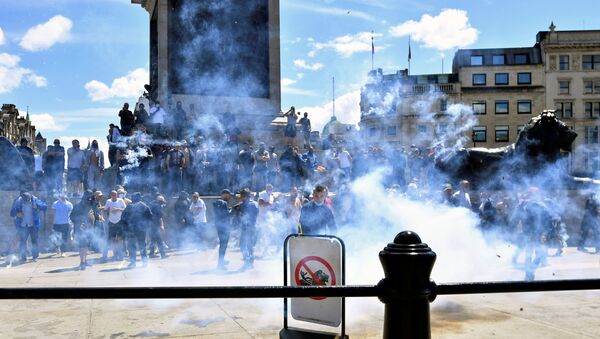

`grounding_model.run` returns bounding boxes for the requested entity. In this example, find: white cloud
[389,8,478,51]
[297,73,304,79]
[30,113,64,132]
[0,27,5,45]
[27,74,48,87]
[0,53,47,93]
[312,32,384,58]
[20,15,73,51]
[297,90,361,133]
[281,78,297,87]
[288,2,375,22]
[294,59,324,71]
[84,68,149,102]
